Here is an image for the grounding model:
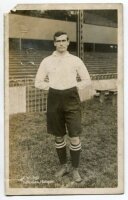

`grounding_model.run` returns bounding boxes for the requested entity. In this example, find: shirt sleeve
[35,59,49,90]
[76,58,92,90]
